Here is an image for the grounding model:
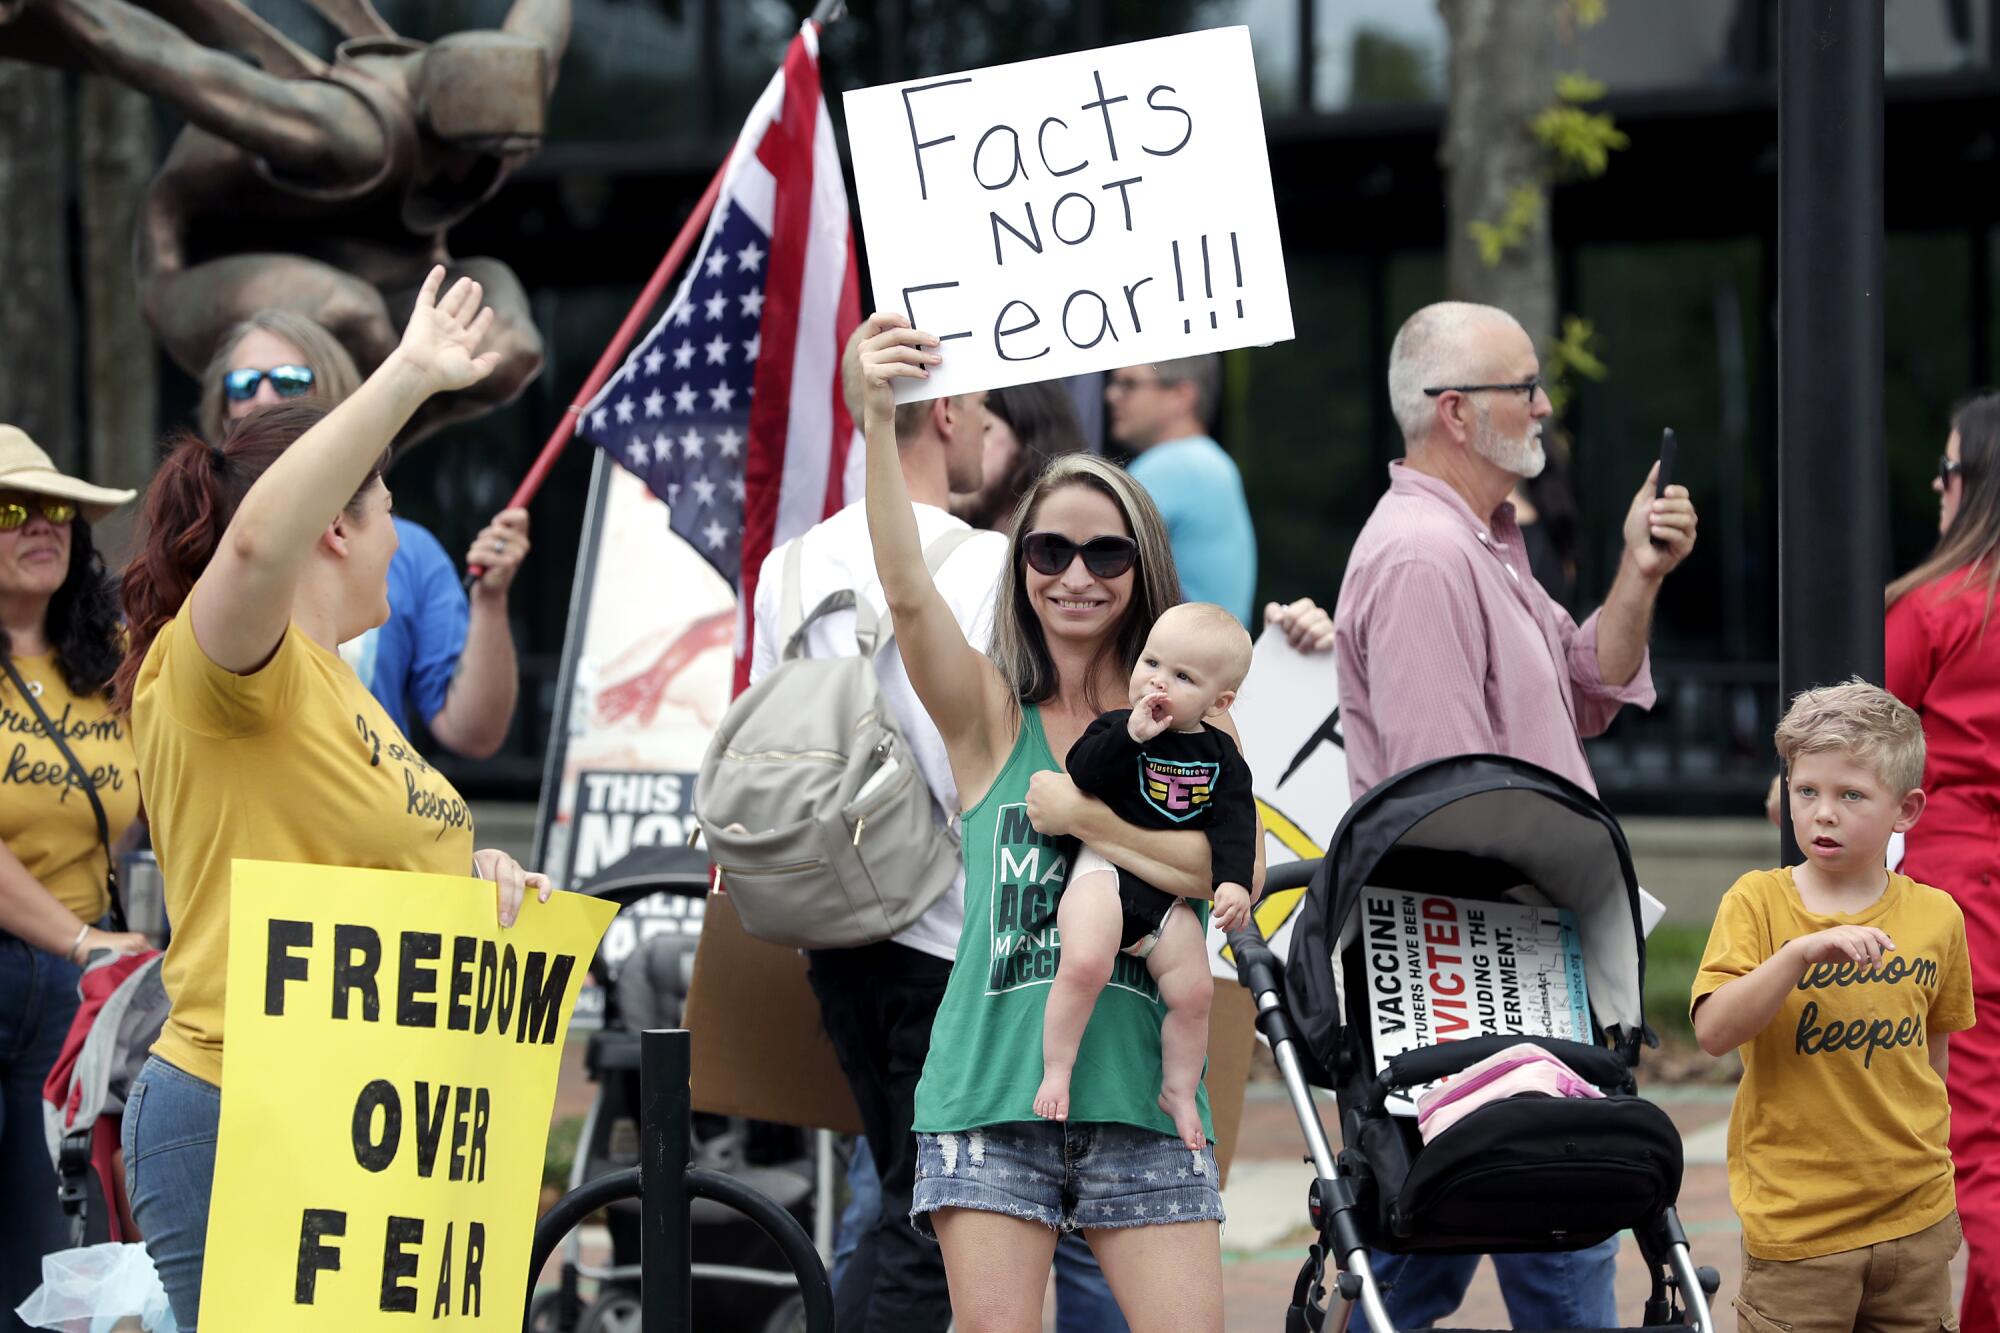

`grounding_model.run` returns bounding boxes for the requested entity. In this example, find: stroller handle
[1225,857,1317,996]
[1226,928,1282,995]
